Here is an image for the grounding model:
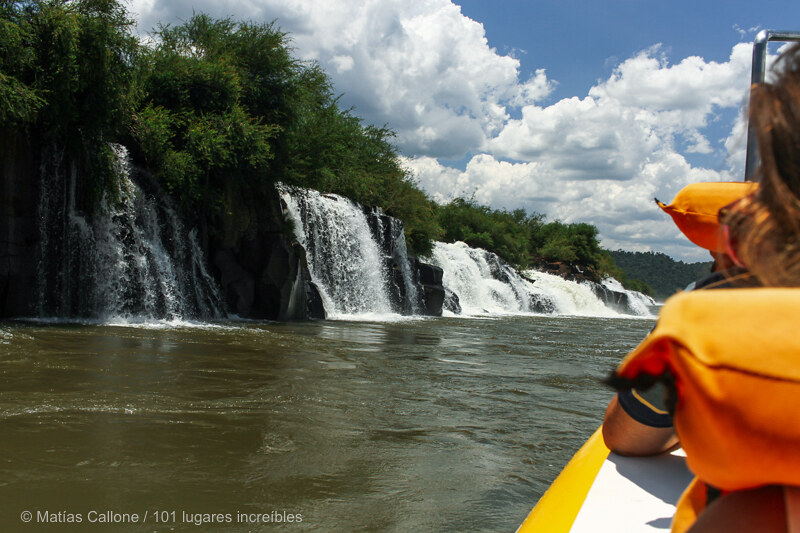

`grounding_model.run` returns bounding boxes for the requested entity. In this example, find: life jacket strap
[785,486,800,533]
